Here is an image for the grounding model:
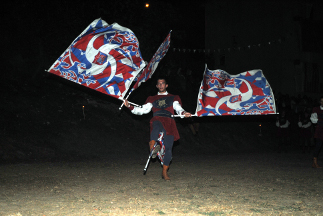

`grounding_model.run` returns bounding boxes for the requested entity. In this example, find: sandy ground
[2,73,323,215]
[1,151,322,216]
